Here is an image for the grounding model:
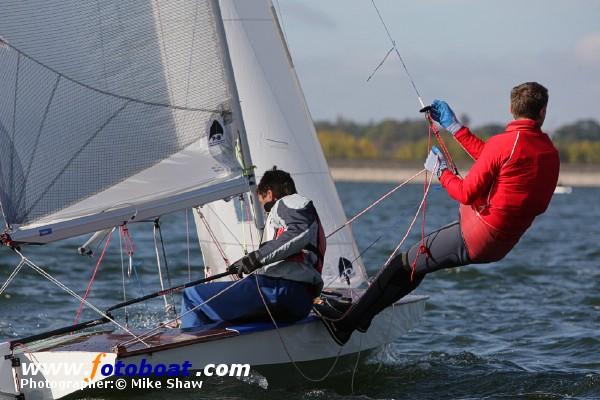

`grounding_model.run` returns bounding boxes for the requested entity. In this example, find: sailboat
[0,1,427,399]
